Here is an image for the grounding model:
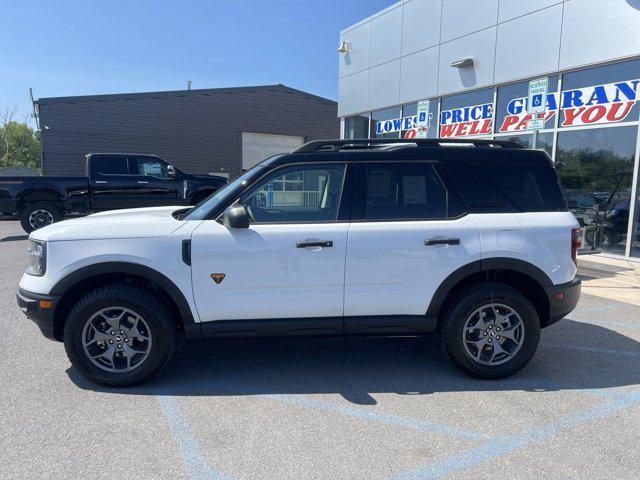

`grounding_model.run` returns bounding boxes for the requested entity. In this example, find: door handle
[296,240,333,248]
[424,238,460,246]
[137,180,149,184]
[95,180,108,184]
